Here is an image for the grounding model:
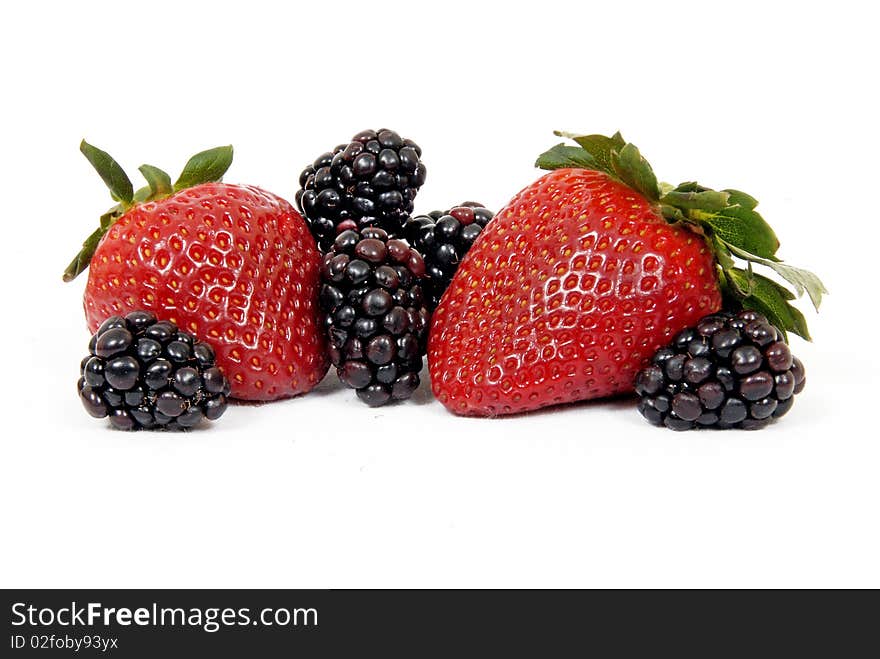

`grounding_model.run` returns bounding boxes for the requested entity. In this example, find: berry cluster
[70,132,819,430]
[297,129,447,406]
[78,311,230,430]
[403,203,494,309]
[319,228,431,406]
[635,310,806,430]
[296,129,427,252]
